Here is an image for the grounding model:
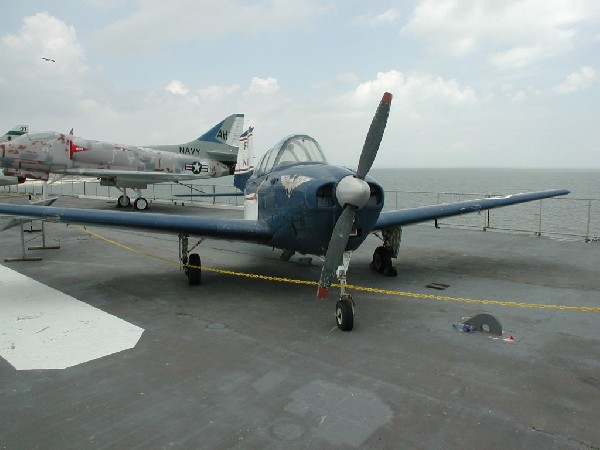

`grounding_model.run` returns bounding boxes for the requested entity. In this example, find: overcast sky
[1,1,599,168]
